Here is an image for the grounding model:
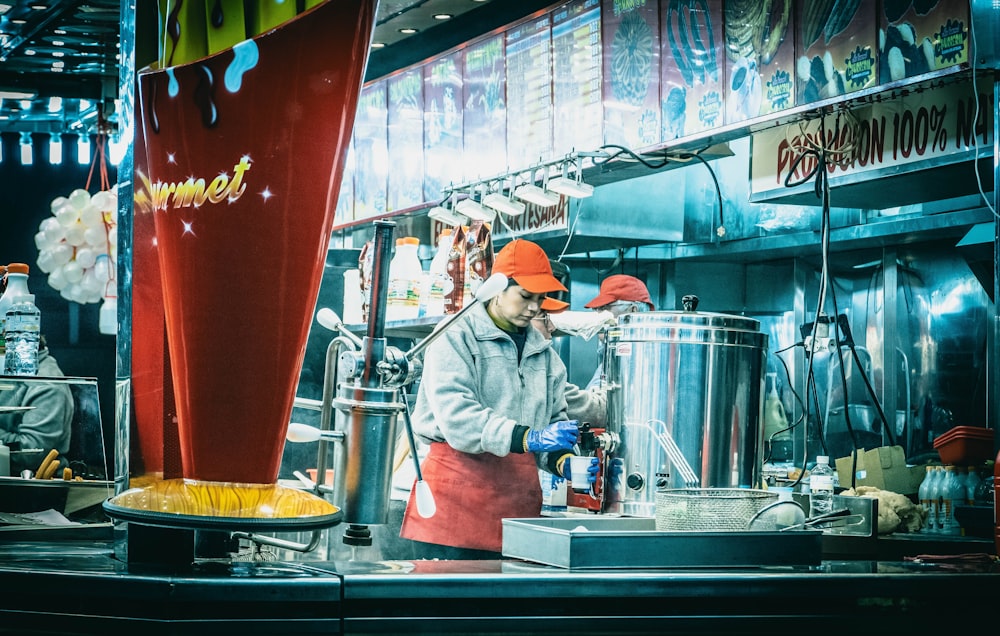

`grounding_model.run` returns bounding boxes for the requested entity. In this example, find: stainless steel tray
[501,516,822,569]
